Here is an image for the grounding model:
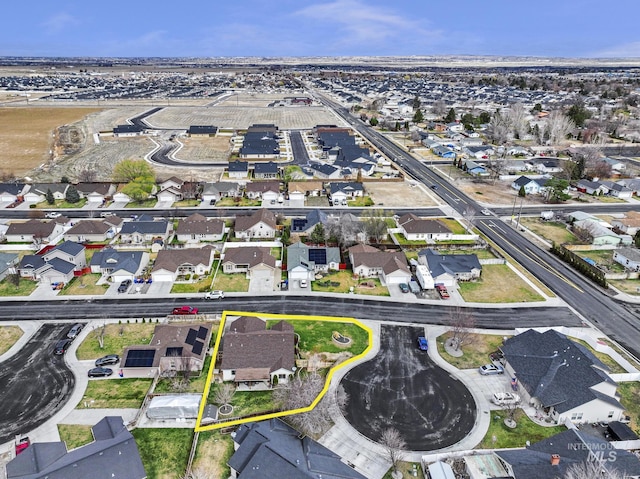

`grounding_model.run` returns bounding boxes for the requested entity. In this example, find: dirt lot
[0,107,101,177]
[364,180,438,207]
[175,136,232,163]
